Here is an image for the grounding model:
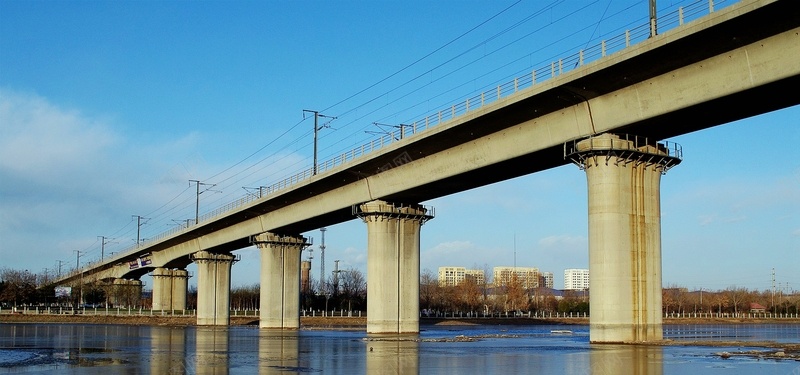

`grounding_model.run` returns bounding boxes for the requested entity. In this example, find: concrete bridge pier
[151,268,172,311]
[566,133,681,343]
[171,269,189,311]
[152,268,189,311]
[192,251,237,325]
[252,233,309,329]
[355,200,434,334]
